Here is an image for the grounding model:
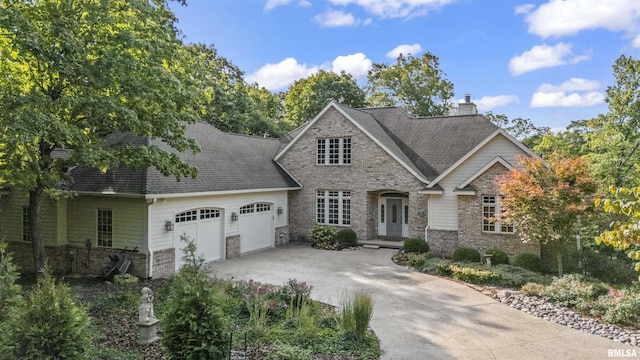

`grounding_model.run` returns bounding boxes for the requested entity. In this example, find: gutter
[146,198,157,278]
